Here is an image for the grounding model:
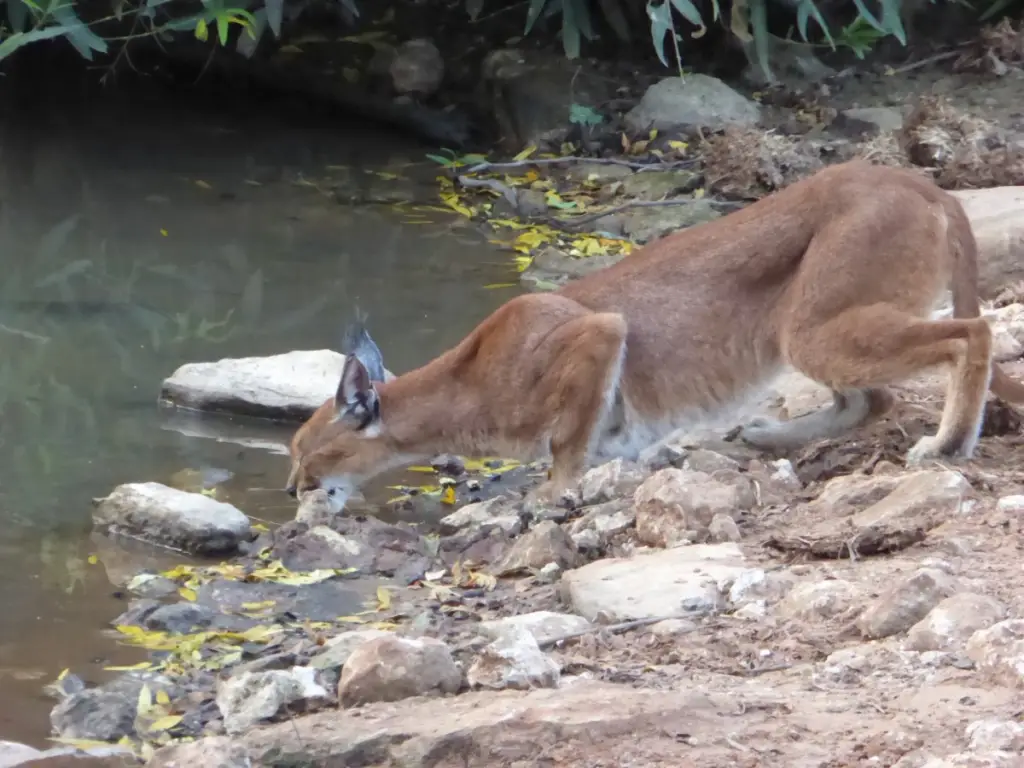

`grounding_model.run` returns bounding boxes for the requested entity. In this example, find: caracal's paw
[735,416,785,448]
[905,434,973,466]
